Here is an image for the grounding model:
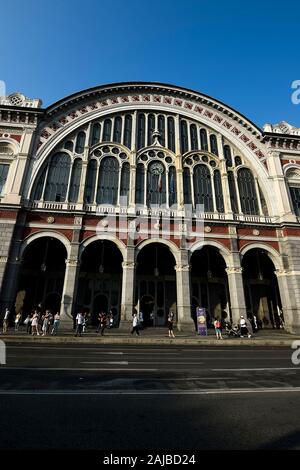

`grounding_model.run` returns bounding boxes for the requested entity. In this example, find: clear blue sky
[2,0,300,128]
